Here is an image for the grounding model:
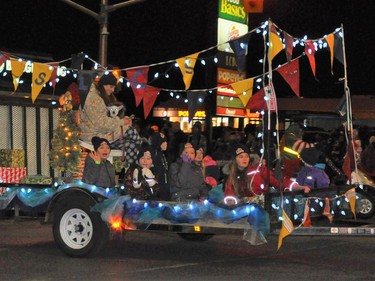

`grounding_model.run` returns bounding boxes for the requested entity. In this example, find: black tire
[52,195,109,257]
[177,233,214,242]
[356,192,375,219]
